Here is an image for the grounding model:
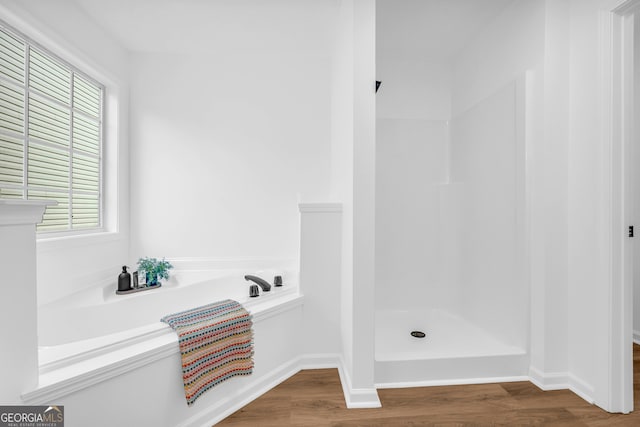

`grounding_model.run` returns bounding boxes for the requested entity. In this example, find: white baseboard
[529,366,595,404]
[528,366,569,390]
[633,329,640,345]
[299,353,381,408]
[299,353,381,409]
[569,373,595,404]
[299,353,342,370]
[376,376,529,389]
[337,356,381,409]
